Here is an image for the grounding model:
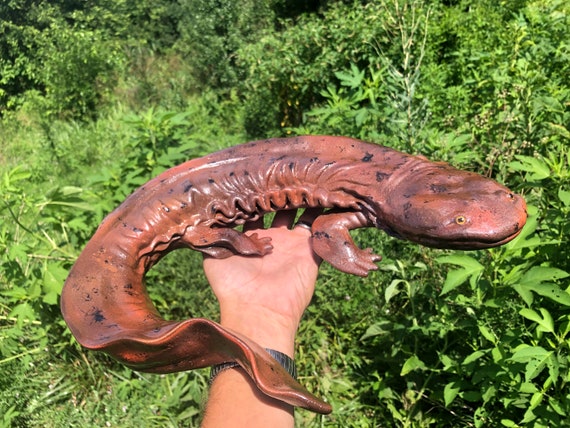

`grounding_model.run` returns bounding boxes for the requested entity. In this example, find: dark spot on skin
[92,309,105,323]
[362,152,374,162]
[244,171,249,176]
[403,202,412,219]
[104,259,109,264]
[124,283,134,296]
[430,184,448,193]
[229,171,235,176]
[376,171,390,182]
[168,188,174,194]
[180,202,188,209]
[183,182,193,193]
[395,160,407,168]
[122,222,128,228]
[132,227,143,233]
[271,155,286,162]
[208,178,215,184]
[310,157,319,163]
[289,162,295,171]
[313,231,331,239]
[84,293,91,302]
